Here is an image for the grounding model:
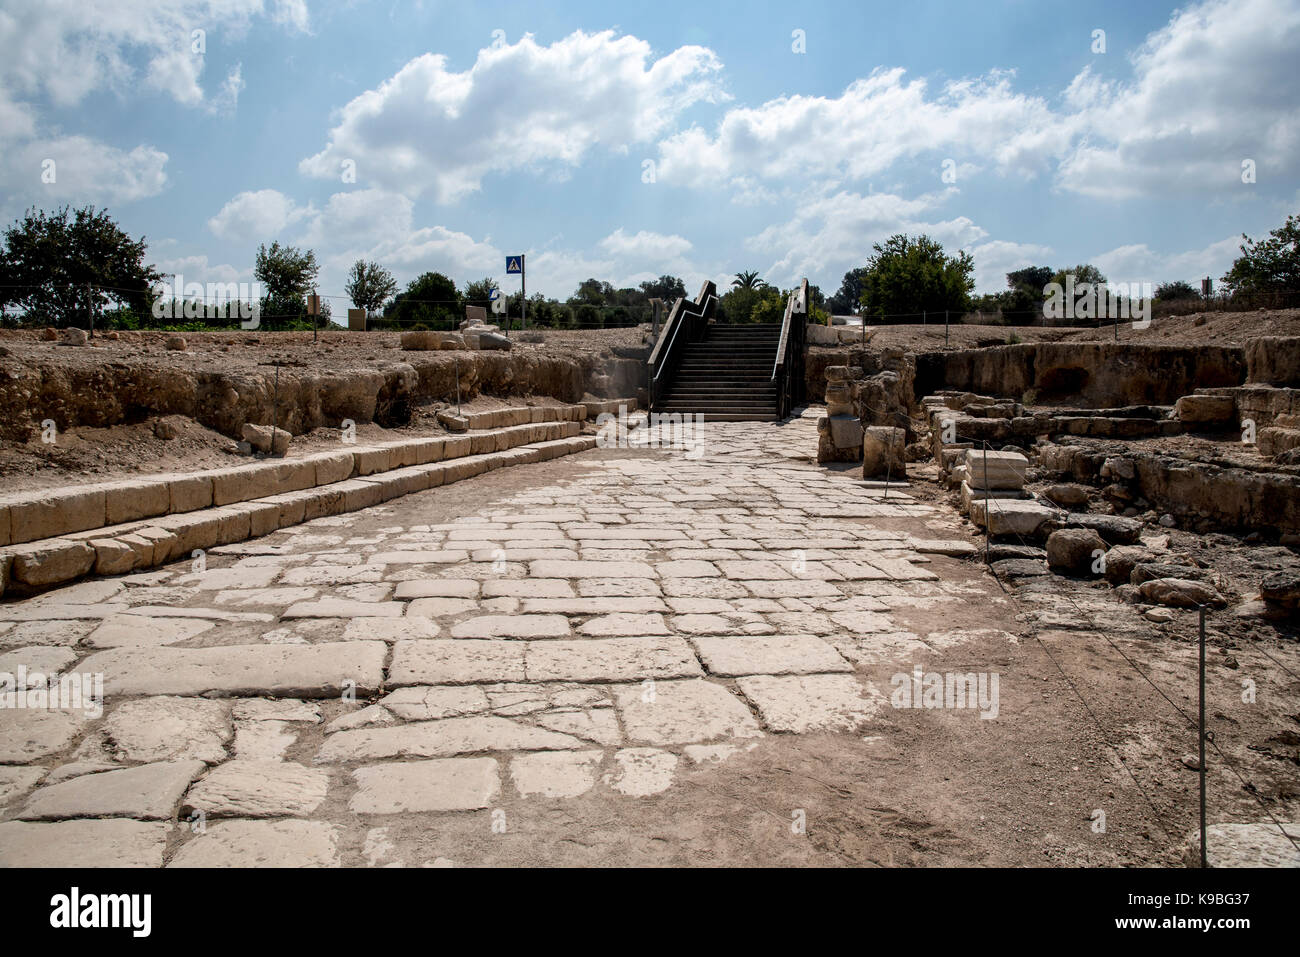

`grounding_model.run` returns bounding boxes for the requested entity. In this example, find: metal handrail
[647,282,717,408]
[649,297,686,380]
[771,292,795,383]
